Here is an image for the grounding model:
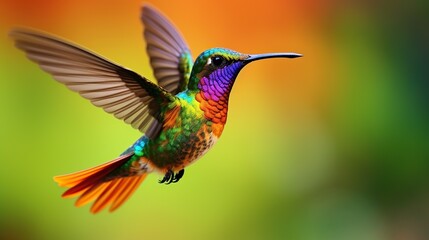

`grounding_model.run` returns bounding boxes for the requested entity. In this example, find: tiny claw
[158,177,166,184]
[159,169,173,184]
[172,169,185,183]
[167,174,174,184]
